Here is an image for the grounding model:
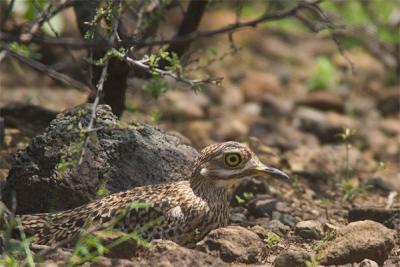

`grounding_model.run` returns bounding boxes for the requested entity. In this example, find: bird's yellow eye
[224,153,242,167]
